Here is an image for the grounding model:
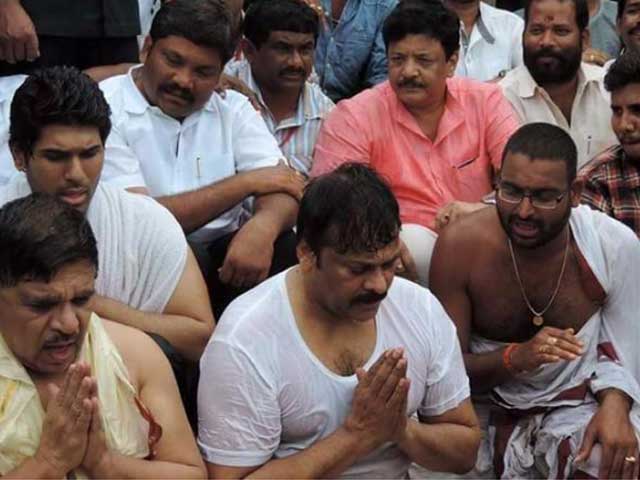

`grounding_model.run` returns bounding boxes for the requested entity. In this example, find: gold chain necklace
[507,231,571,327]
